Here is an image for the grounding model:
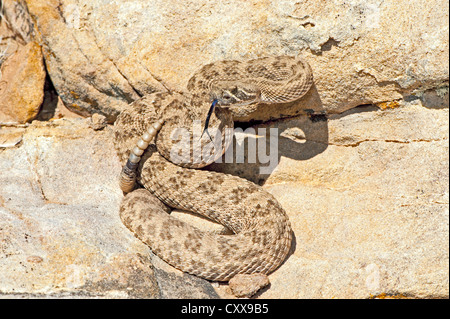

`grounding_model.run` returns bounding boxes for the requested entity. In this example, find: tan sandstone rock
[265,106,448,298]
[1,0,34,44]
[0,40,46,123]
[0,0,447,299]
[1,0,45,123]
[0,118,219,298]
[213,101,449,299]
[24,0,448,121]
[0,101,447,299]
[228,273,270,298]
